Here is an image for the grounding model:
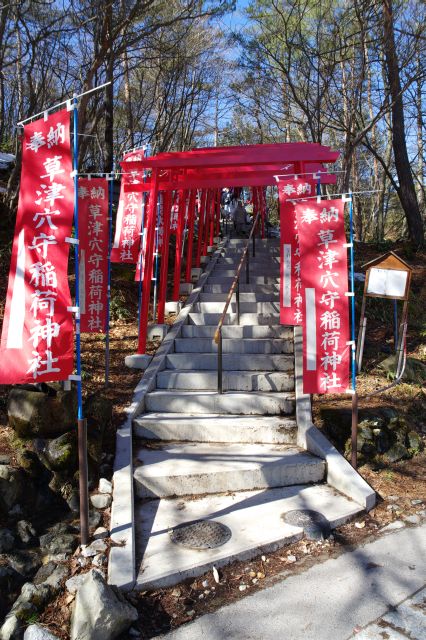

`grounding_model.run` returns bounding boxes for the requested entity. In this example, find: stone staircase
[131,238,365,589]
